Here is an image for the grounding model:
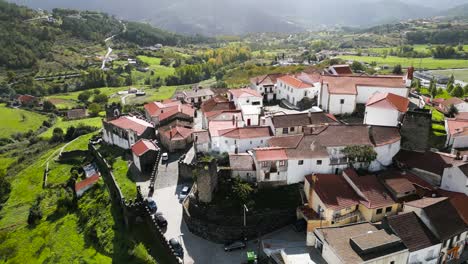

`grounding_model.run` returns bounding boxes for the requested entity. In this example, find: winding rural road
[101,21,127,70]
